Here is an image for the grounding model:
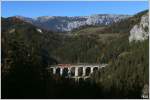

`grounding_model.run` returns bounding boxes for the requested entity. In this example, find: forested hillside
[1,10,149,99]
[91,10,149,98]
[92,38,148,98]
[1,17,61,98]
